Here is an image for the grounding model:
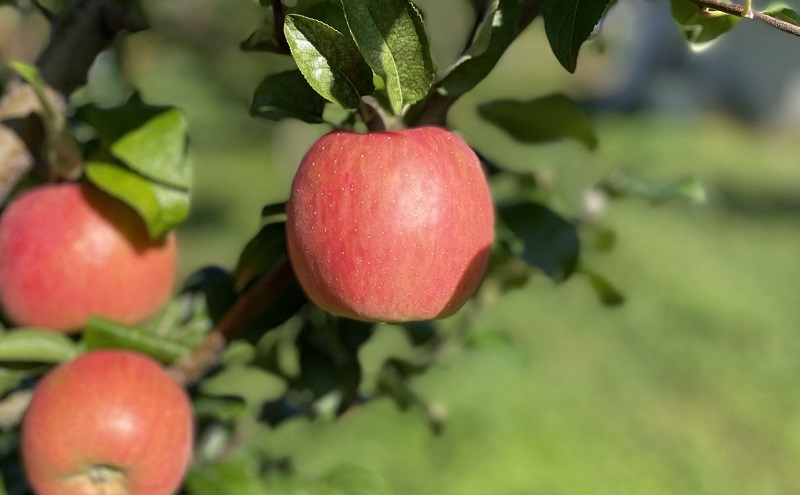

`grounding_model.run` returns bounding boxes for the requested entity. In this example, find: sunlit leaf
[542,0,611,72]
[110,109,191,189]
[764,4,800,26]
[85,162,190,239]
[671,0,741,44]
[0,329,79,363]
[341,0,434,114]
[479,94,598,150]
[284,14,374,109]
[82,316,191,364]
